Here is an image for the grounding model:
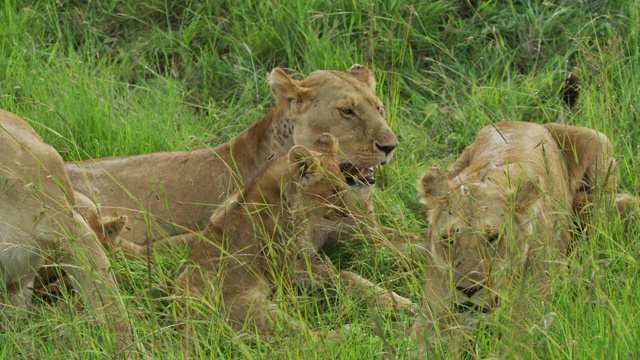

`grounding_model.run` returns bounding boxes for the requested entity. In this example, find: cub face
[418,168,540,306]
[287,133,351,223]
